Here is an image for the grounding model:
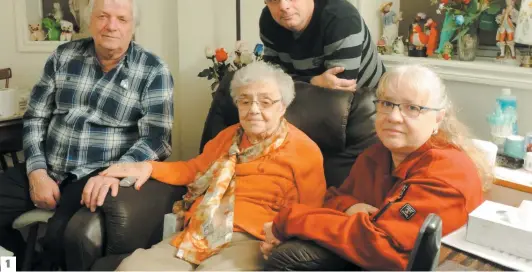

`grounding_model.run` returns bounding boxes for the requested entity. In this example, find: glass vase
[457,33,479,61]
